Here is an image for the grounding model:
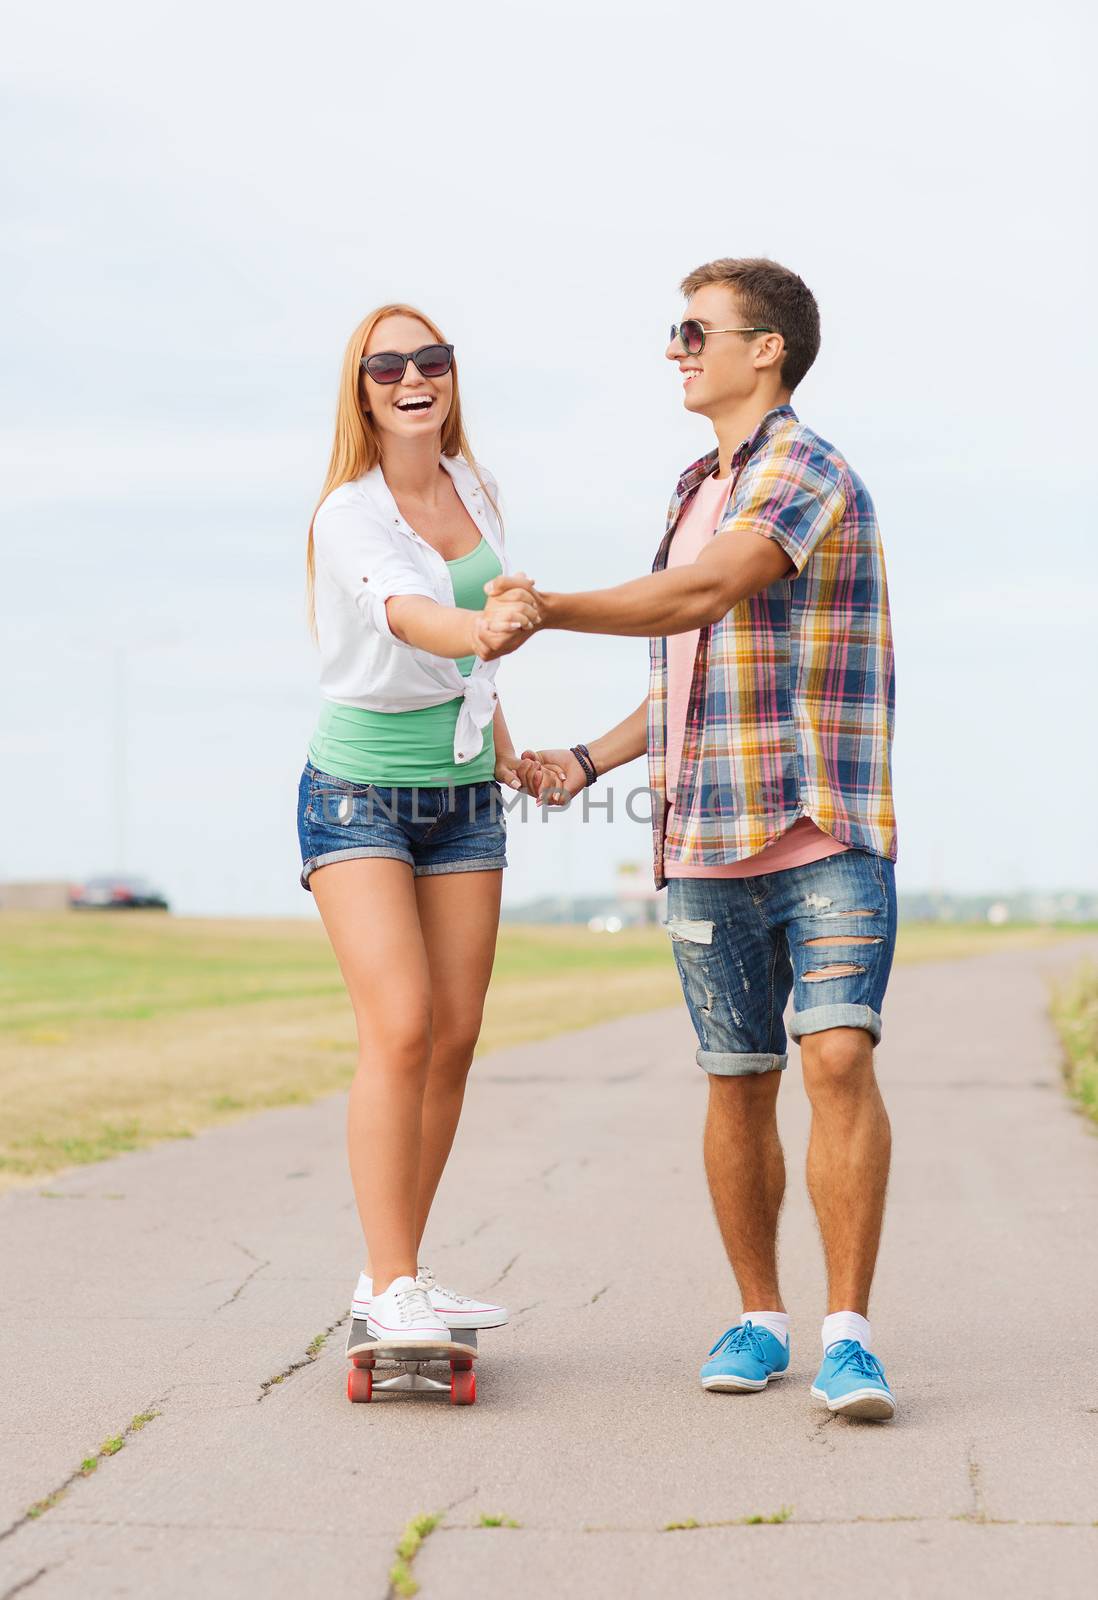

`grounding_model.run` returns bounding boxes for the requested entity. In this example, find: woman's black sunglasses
[360,343,454,384]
